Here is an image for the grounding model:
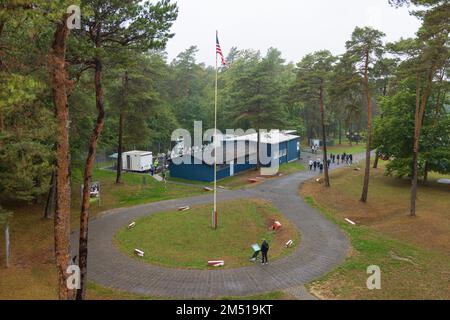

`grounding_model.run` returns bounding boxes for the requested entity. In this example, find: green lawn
[167,161,305,190]
[327,143,366,155]
[300,161,450,299]
[115,198,300,269]
[71,166,204,210]
[0,164,204,300]
[278,161,306,175]
[304,197,450,299]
